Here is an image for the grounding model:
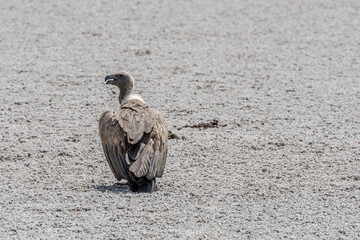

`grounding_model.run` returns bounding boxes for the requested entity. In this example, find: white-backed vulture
[99,71,168,192]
